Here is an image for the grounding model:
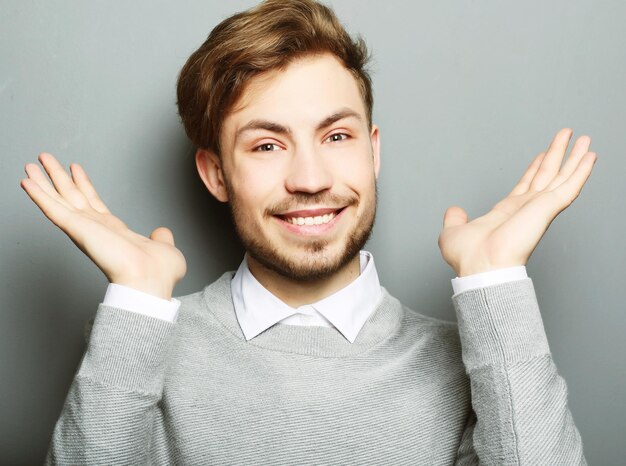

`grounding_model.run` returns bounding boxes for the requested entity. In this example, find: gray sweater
[45,273,586,465]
